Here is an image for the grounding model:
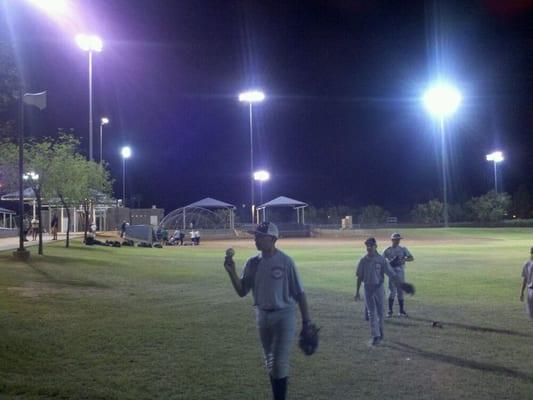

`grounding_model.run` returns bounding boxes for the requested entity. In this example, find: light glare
[239,90,265,103]
[75,34,103,52]
[253,170,270,182]
[422,83,462,118]
[121,146,132,159]
[486,151,504,163]
[26,0,67,15]
[101,117,109,125]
